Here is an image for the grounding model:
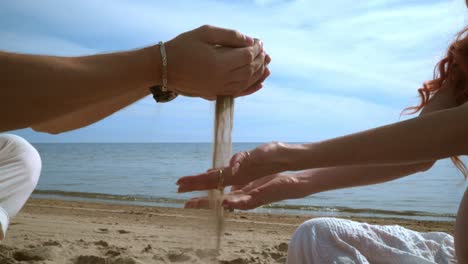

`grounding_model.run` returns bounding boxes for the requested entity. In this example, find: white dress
[0,134,41,240]
[287,217,456,264]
